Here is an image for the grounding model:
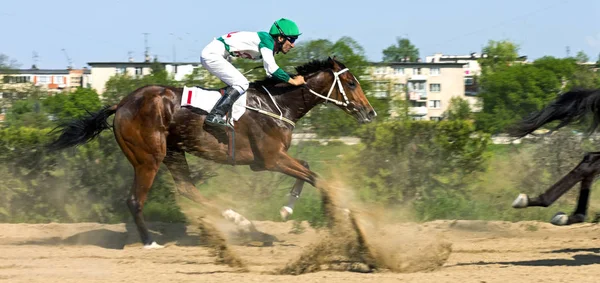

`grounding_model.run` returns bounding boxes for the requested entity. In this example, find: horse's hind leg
[115,123,166,248]
[549,175,594,225]
[127,162,162,247]
[512,152,600,225]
